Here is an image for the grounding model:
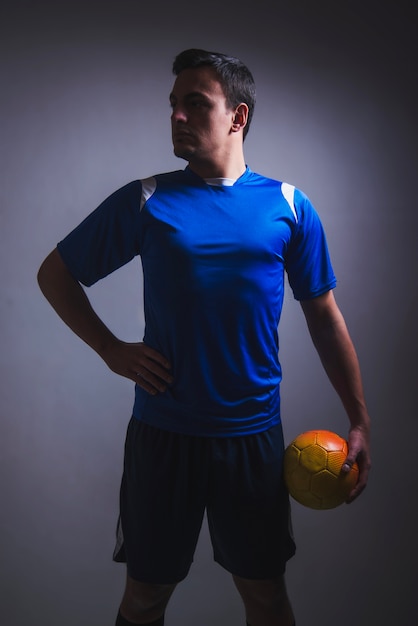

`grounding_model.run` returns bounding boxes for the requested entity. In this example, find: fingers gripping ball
[283,430,359,510]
